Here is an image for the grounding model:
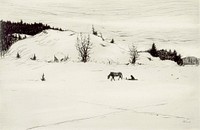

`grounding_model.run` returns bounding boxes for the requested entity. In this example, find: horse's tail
[119,72,123,79]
